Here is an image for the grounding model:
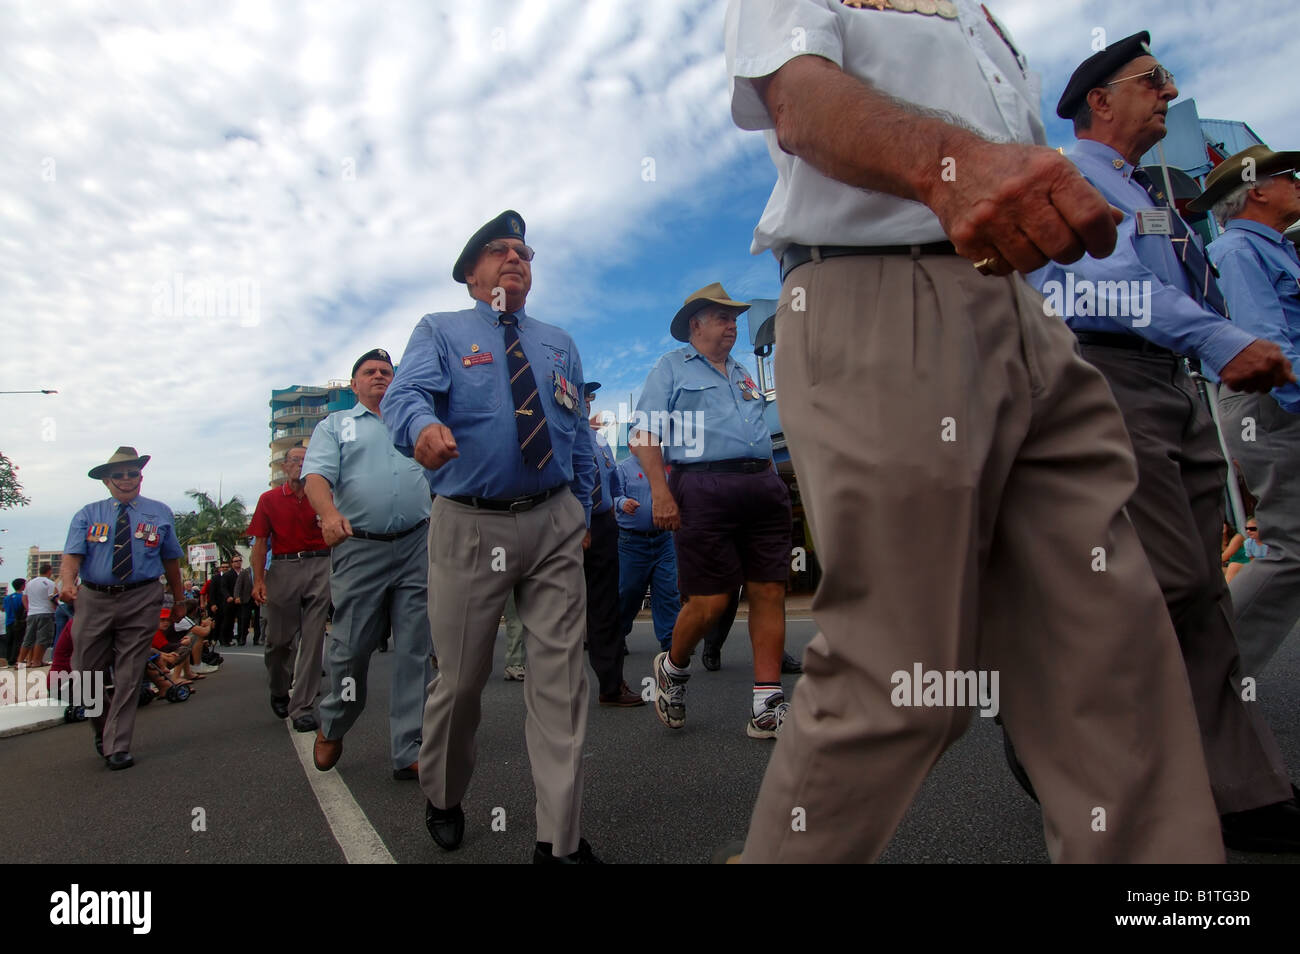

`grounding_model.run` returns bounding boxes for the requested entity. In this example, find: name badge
[1136,208,1173,235]
[462,352,494,368]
